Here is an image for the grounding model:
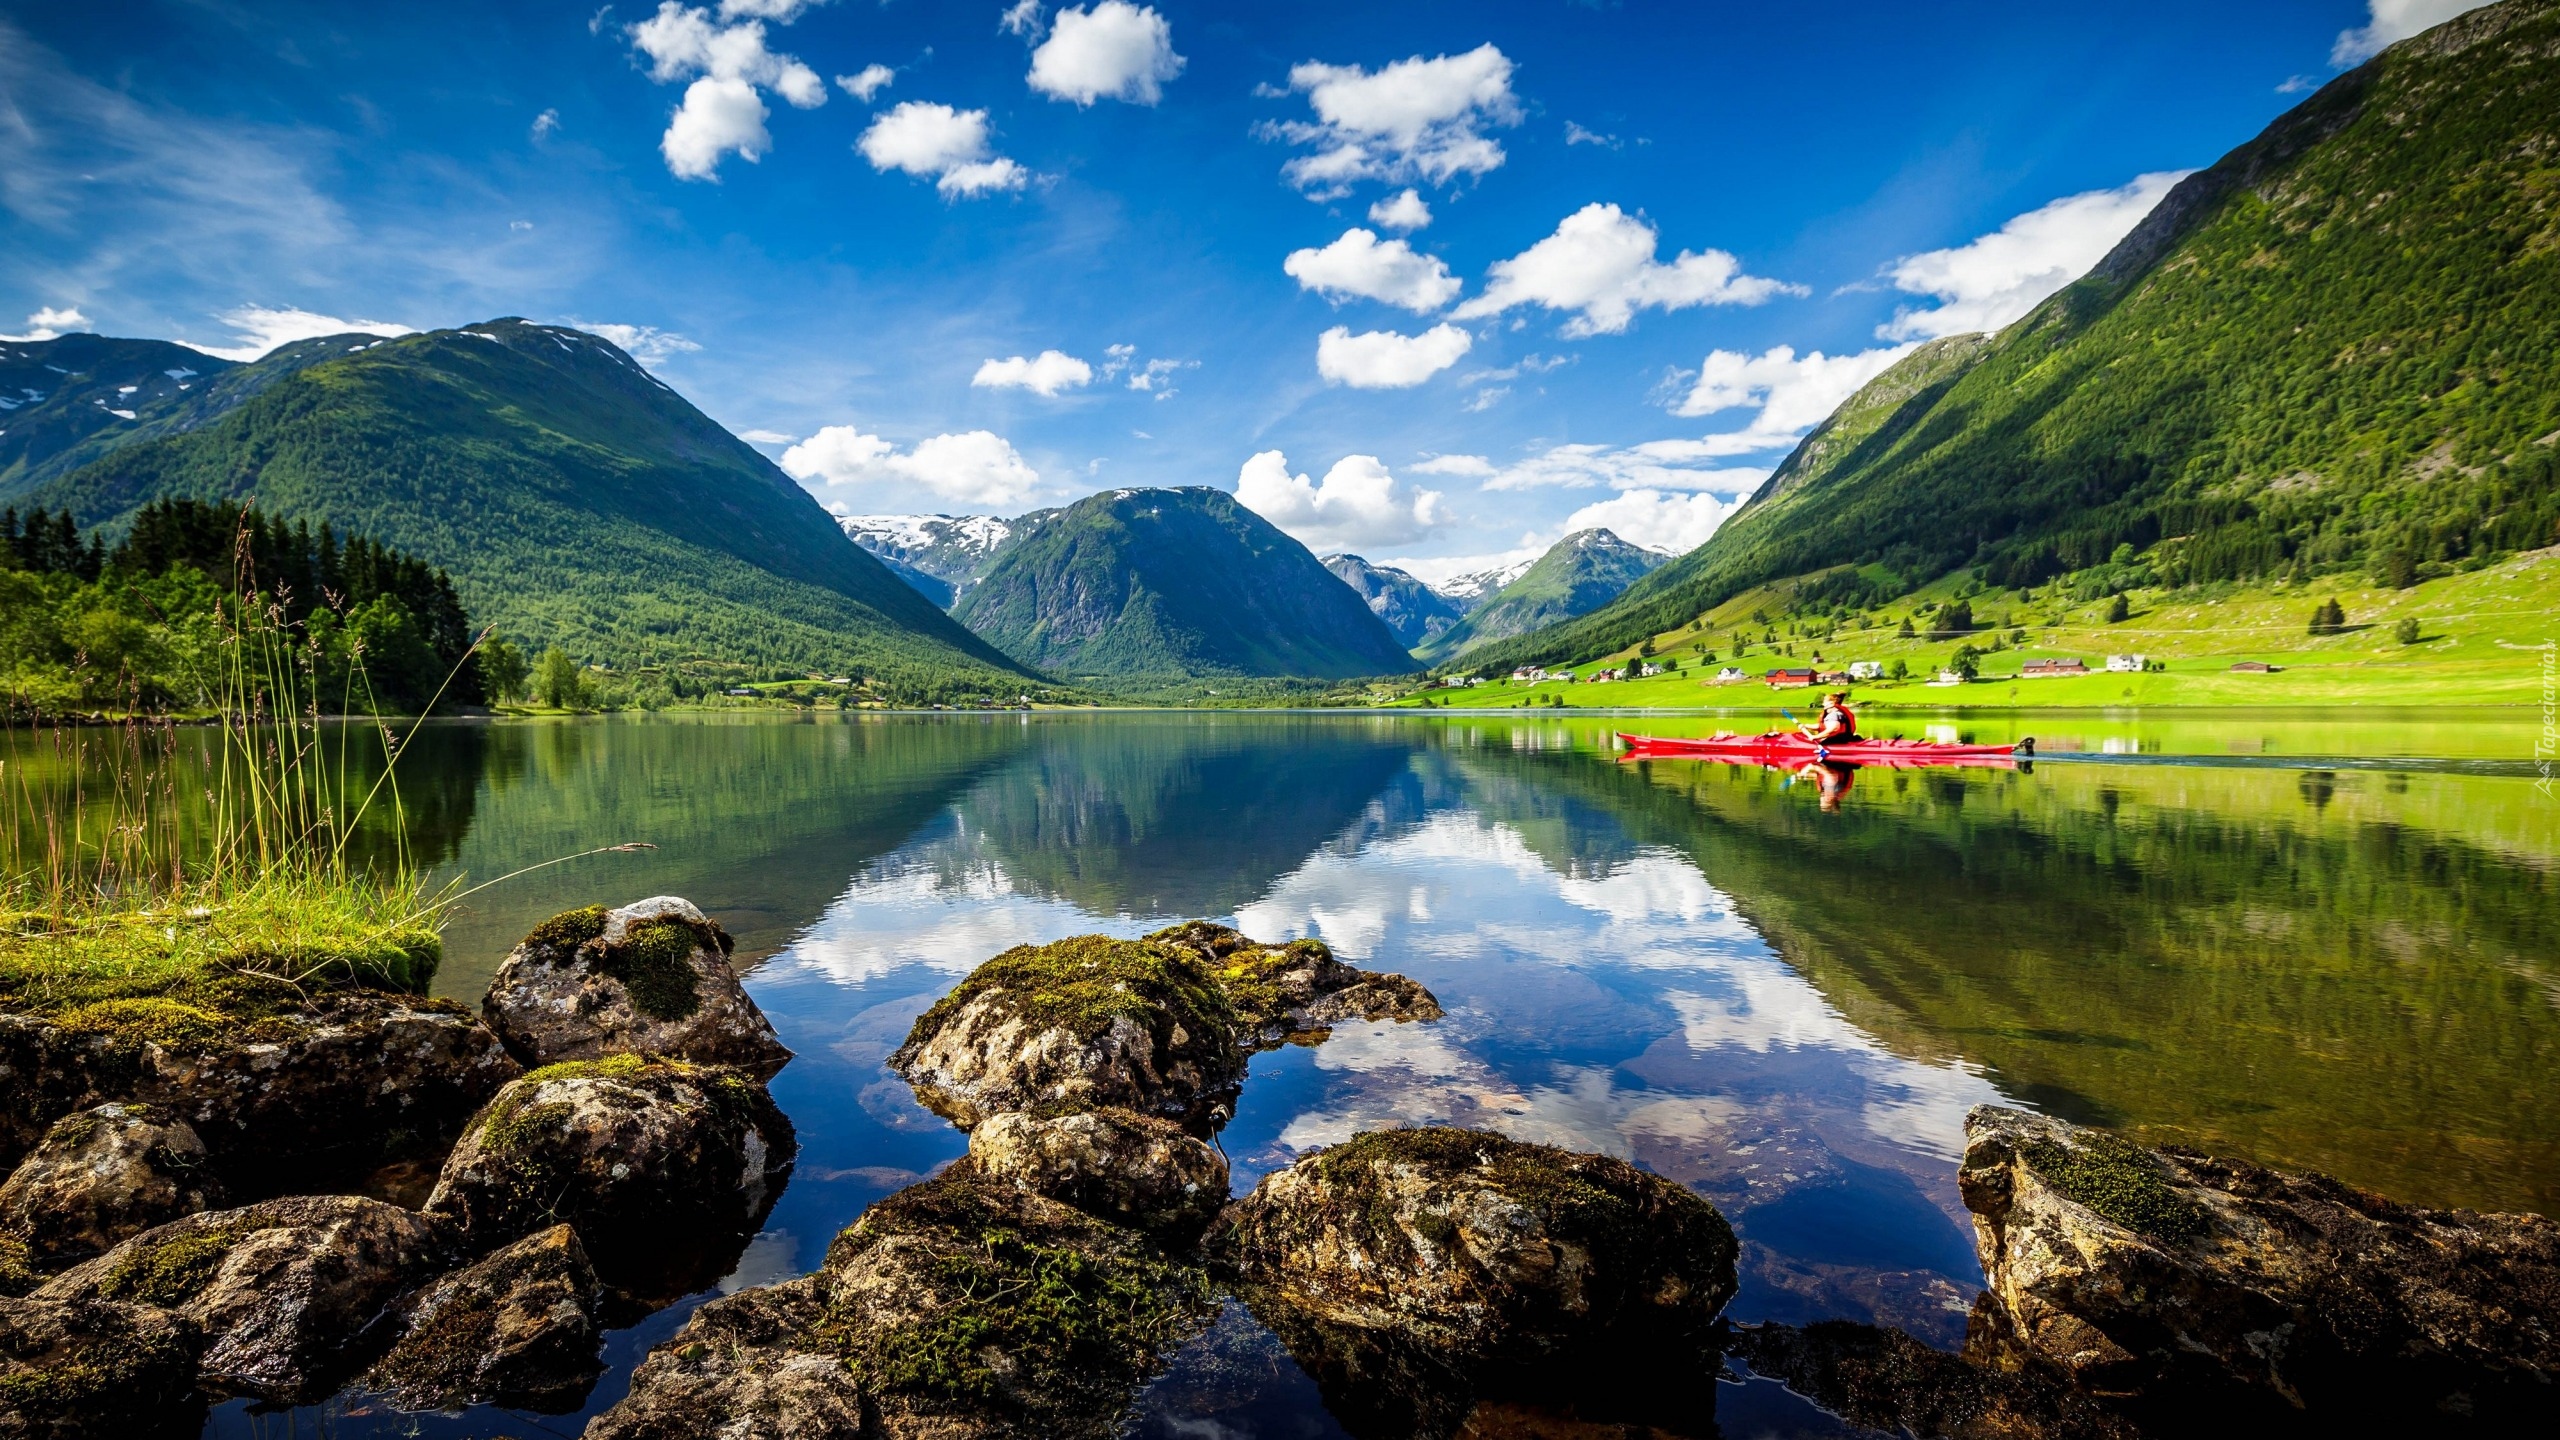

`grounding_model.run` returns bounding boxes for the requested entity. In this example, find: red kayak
[1616,732,2033,766]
